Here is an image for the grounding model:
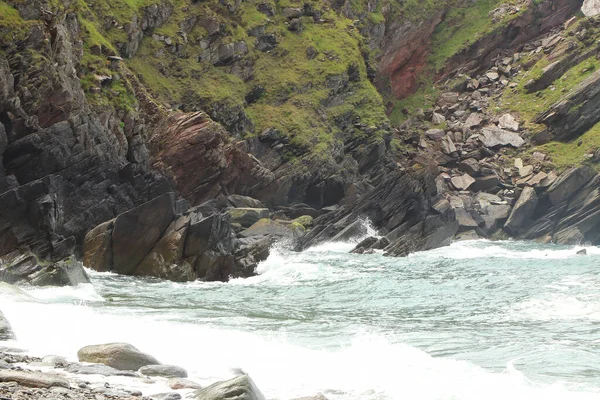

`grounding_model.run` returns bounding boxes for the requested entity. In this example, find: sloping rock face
[151,112,274,206]
[297,167,458,256]
[0,252,90,286]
